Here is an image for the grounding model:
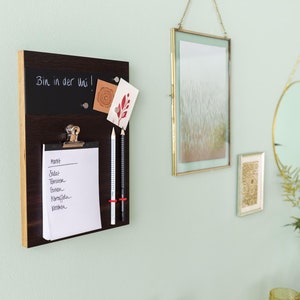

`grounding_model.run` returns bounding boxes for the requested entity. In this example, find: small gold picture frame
[237,152,265,216]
